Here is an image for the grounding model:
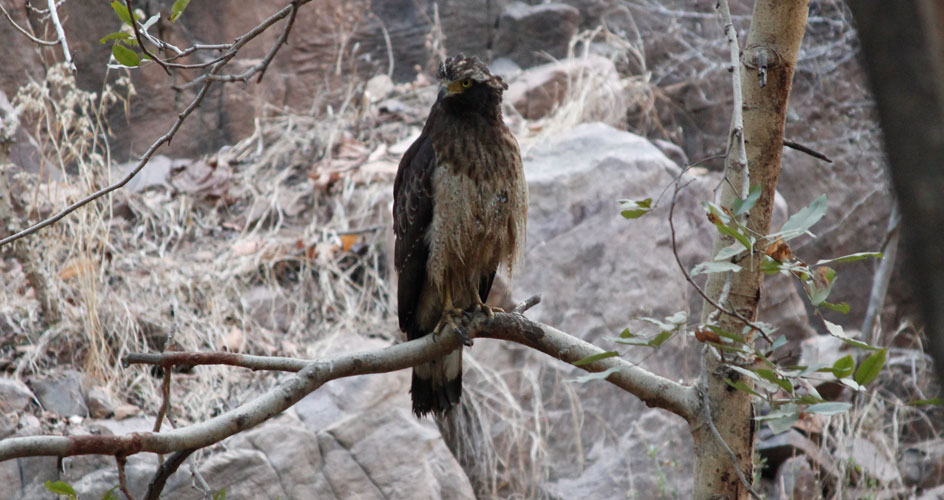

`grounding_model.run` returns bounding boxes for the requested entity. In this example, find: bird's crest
[437,54,508,93]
